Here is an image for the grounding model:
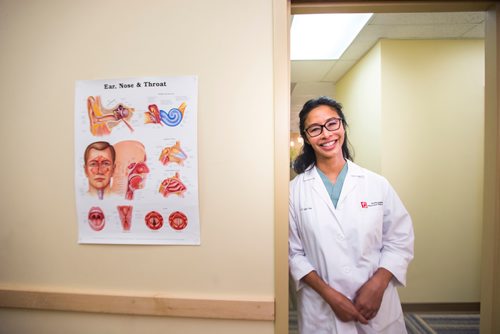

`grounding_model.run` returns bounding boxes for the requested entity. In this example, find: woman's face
[303,105,345,162]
